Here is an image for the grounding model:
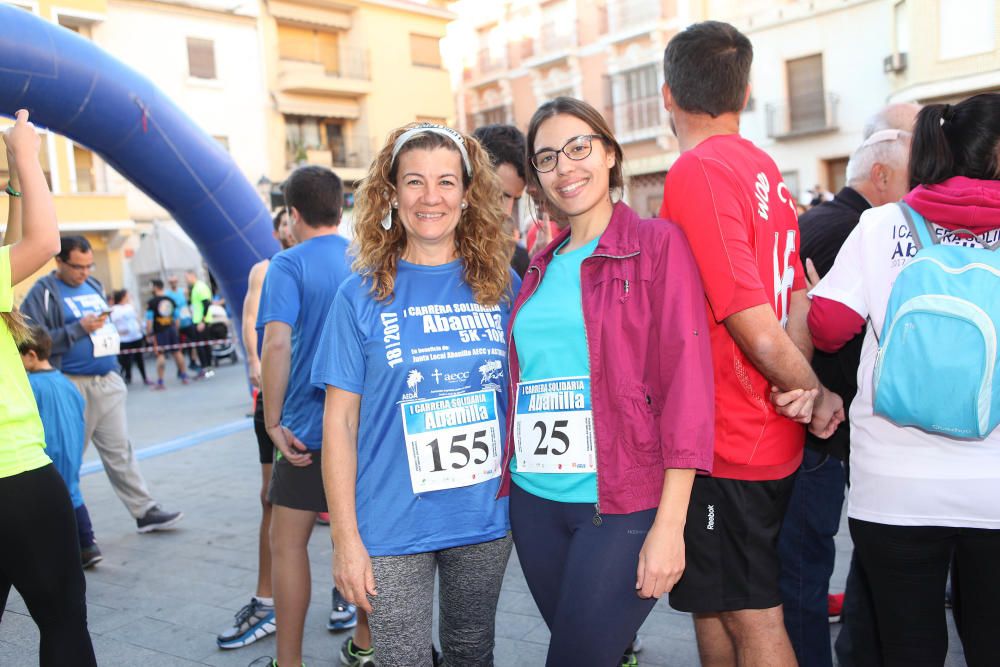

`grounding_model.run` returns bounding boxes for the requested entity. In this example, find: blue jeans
[778,448,846,667]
